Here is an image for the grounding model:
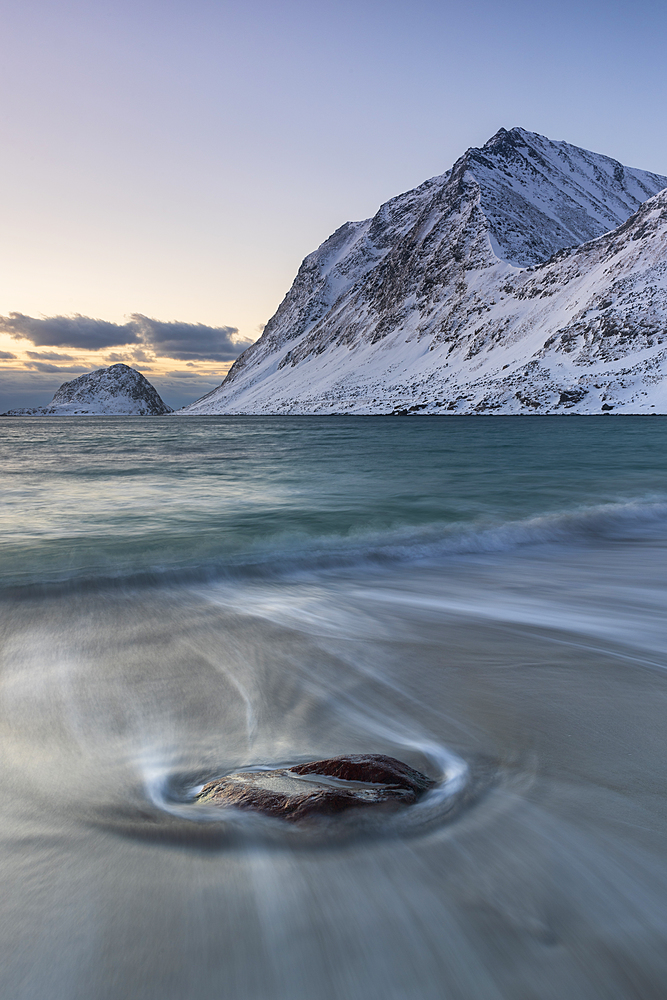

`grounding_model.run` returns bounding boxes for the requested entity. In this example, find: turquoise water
[2,414,667,589]
[2,415,667,1000]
